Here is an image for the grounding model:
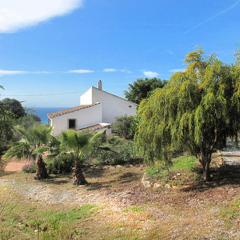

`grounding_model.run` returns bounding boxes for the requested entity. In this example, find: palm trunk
[73,159,87,185]
[34,155,48,180]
